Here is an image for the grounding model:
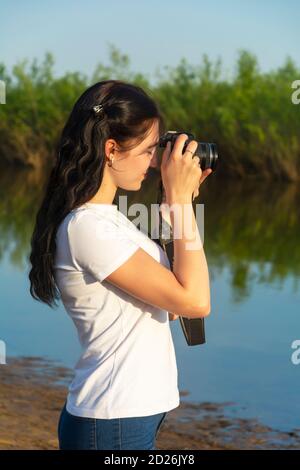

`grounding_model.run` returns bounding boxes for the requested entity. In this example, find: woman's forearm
[167,198,211,314]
